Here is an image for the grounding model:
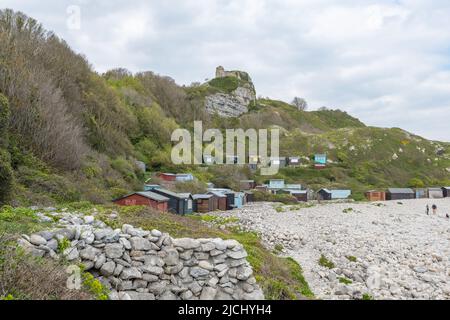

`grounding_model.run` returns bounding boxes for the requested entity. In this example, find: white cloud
[2,0,450,141]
